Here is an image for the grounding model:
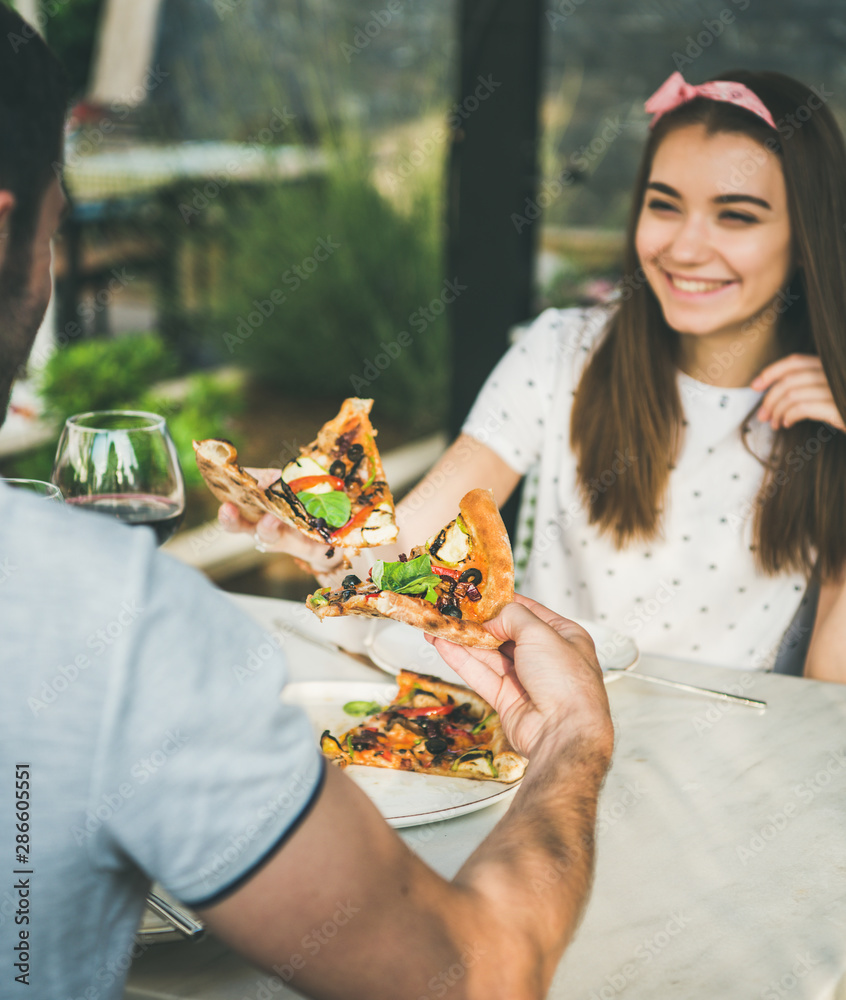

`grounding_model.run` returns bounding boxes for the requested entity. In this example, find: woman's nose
[665,214,711,264]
